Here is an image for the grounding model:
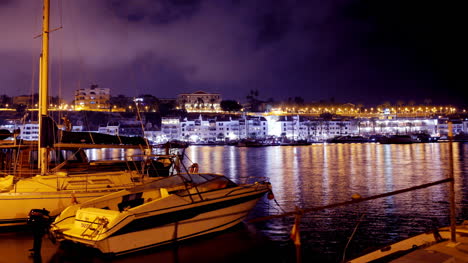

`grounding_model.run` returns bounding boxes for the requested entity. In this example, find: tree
[0,94,12,107]
[109,95,132,110]
[294,97,304,105]
[246,89,262,112]
[196,98,204,109]
[320,112,335,120]
[220,100,243,112]
[140,94,159,112]
[159,101,177,115]
[16,104,27,114]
